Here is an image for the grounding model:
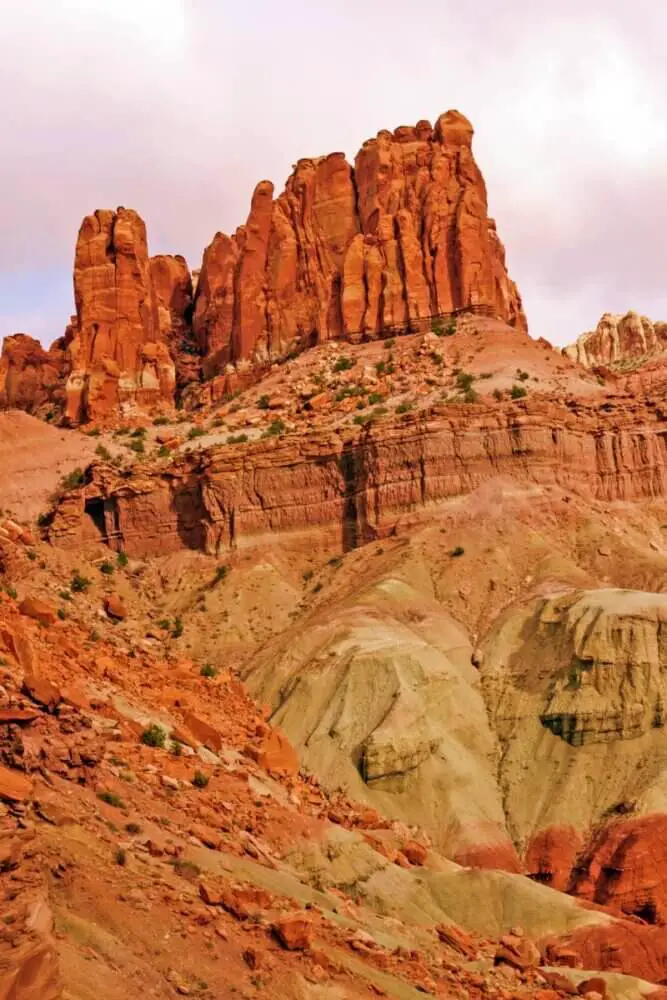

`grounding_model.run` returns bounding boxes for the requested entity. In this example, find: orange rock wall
[193,111,526,366]
[47,397,667,557]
